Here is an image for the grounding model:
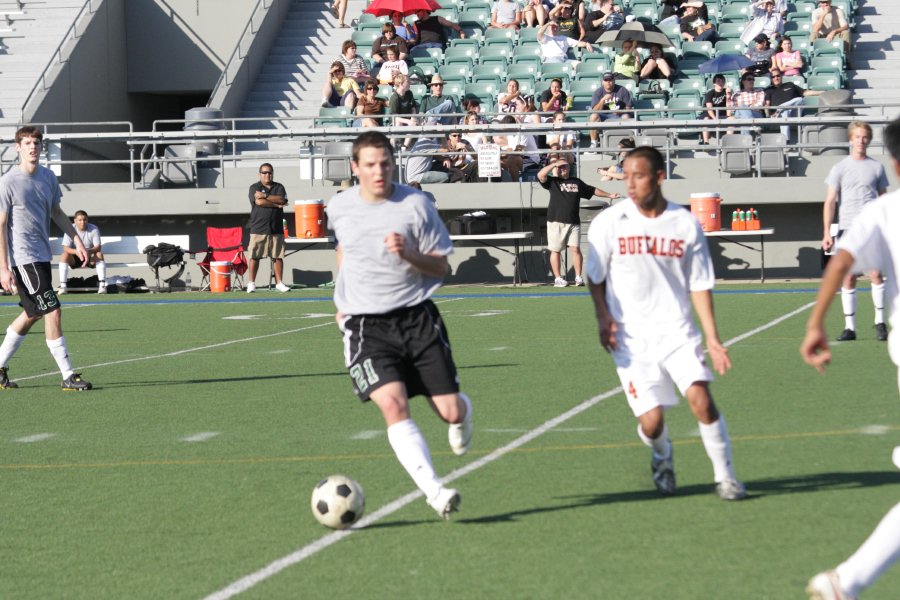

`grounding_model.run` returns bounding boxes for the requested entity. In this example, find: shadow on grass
[455,471,900,525]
